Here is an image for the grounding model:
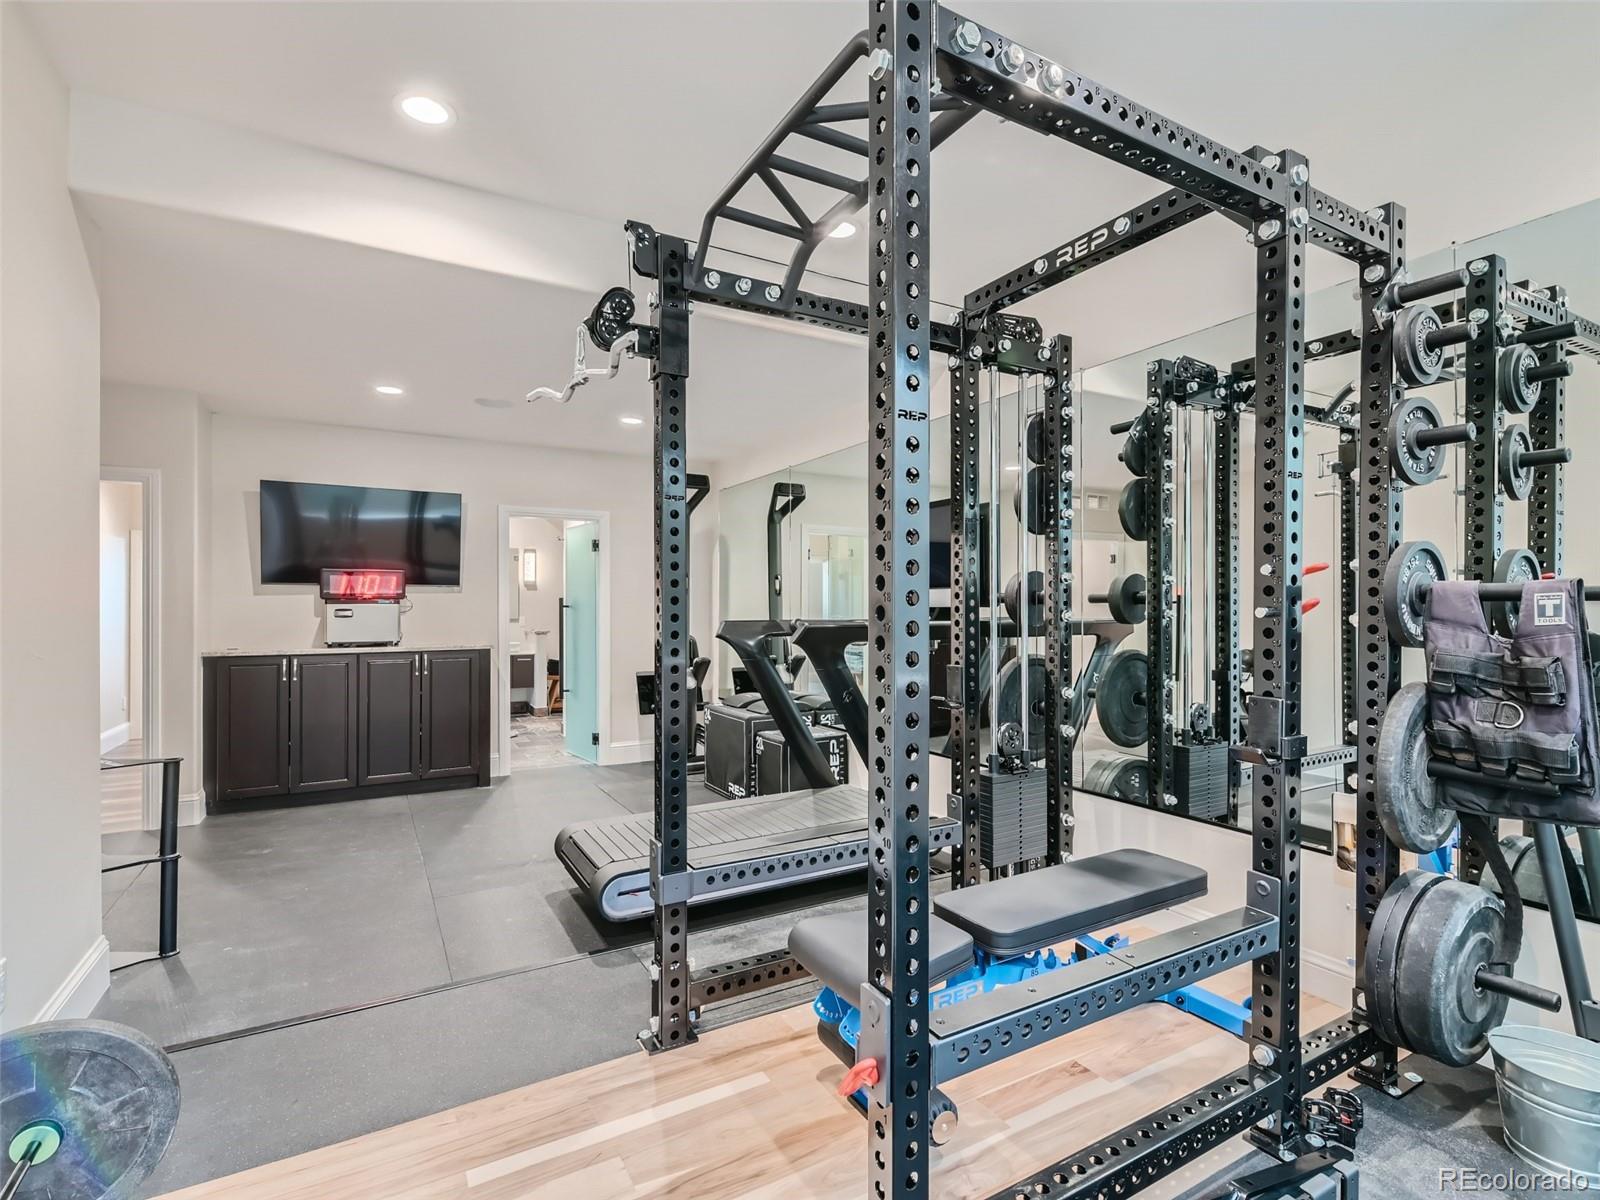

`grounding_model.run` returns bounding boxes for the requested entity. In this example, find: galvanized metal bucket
[1489,1023,1600,1184]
